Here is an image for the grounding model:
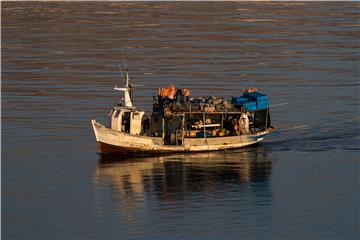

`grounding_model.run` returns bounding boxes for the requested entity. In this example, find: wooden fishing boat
[91,69,272,155]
